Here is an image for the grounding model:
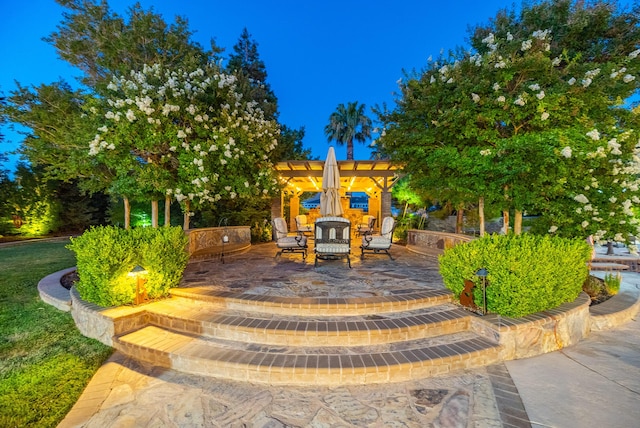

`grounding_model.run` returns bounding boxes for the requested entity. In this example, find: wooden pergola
[272,159,402,230]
